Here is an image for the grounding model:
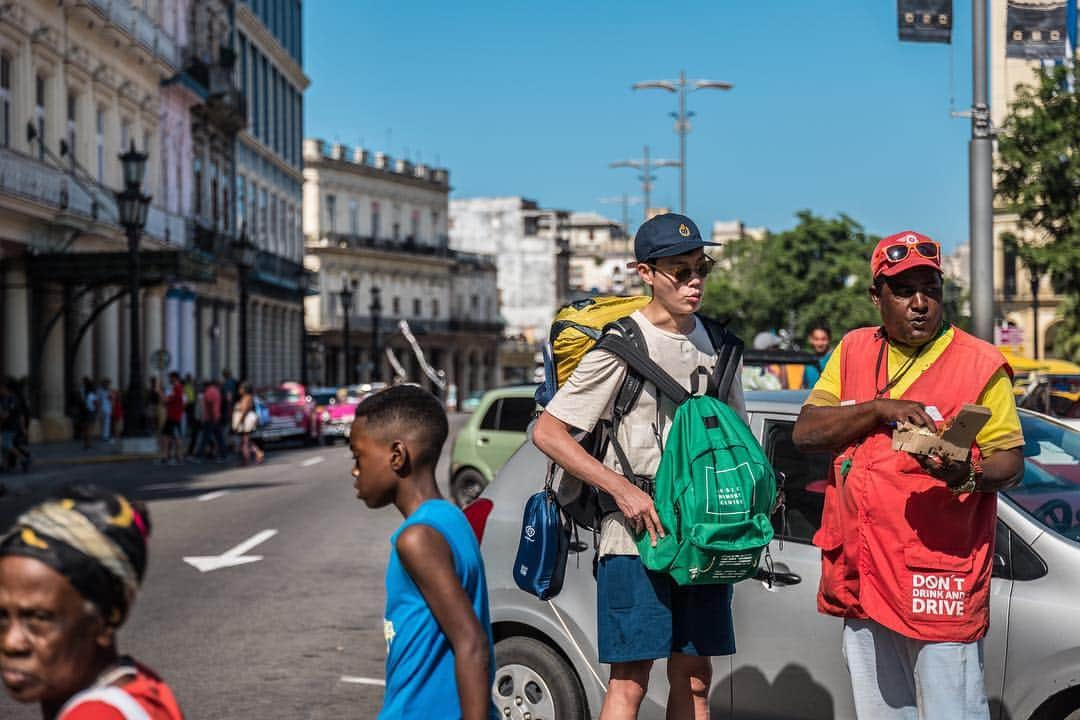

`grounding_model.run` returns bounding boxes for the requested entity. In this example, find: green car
[449,385,538,506]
